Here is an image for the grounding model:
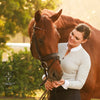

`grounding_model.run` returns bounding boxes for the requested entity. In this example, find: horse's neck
[55,15,83,42]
